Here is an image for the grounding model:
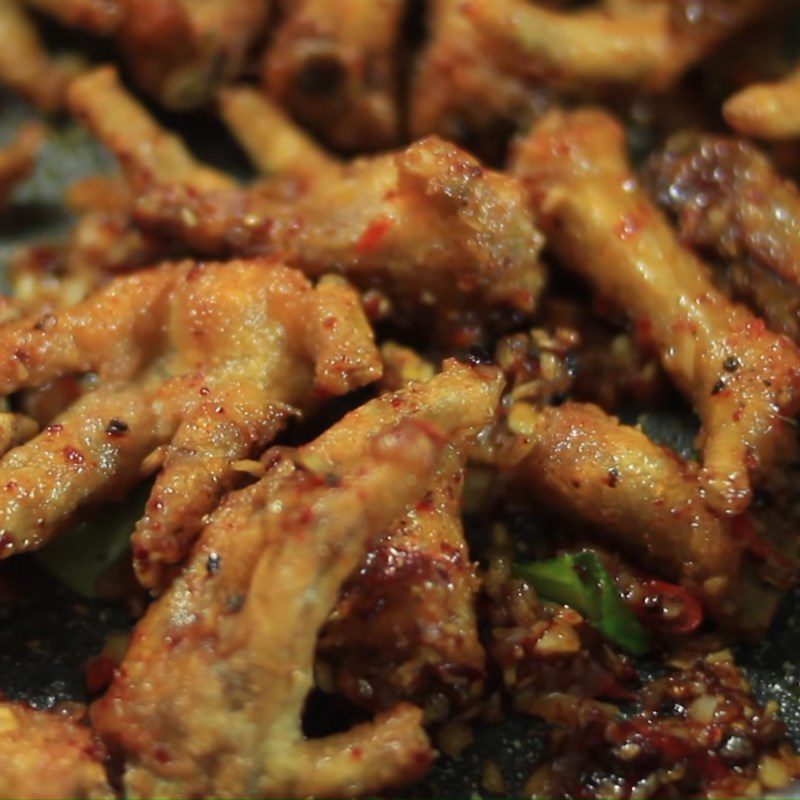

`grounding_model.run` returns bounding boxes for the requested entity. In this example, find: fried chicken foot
[116,0,269,110]
[411,0,771,153]
[646,131,800,342]
[68,67,234,194]
[218,85,338,179]
[507,402,741,622]
[0,0,80,112]
[91,419,450,798]
[409,0,550,158]
[512,108,800,515]
[646,132,800,288]
[0,260,381,589]
[320,362,502,712]
[68,67,545,319]
[723,62,800,141]
[67,68,545,317]
[8,174,165,318]
[142,143,544,316]
[467,0,769,91]
[0,702,112,800]
[262,0,404,152]
[32,0,269,109]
